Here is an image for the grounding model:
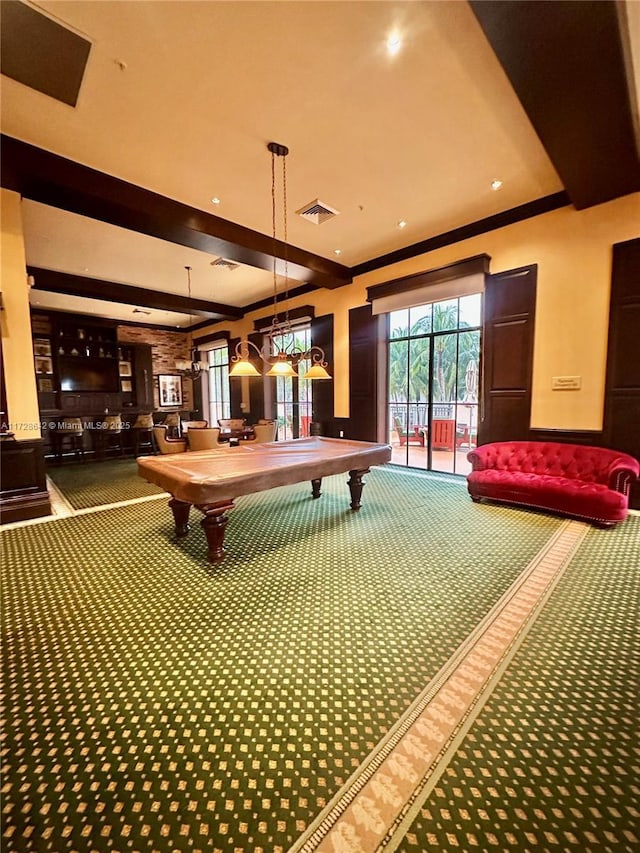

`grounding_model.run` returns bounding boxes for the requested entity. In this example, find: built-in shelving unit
[30,311,154,417]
